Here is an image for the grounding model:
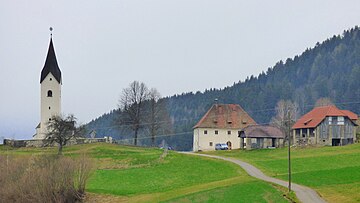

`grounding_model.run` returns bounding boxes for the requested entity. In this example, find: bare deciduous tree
[314,97,334,107]
[119,81,150,146]
[271,100,299,146]
[145,88,172,146]
[46,114,84,155]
